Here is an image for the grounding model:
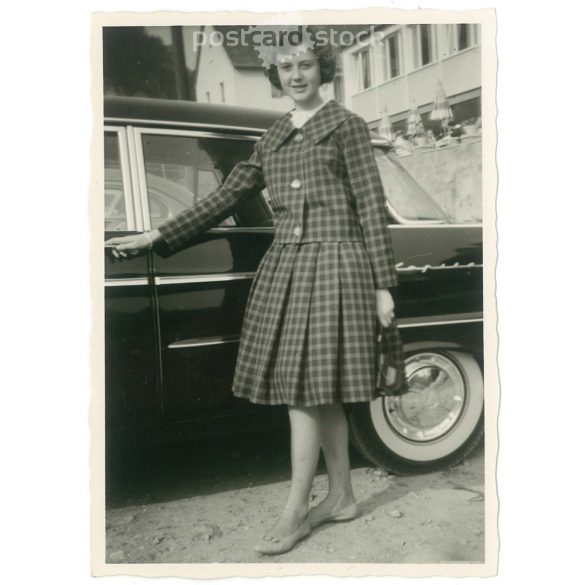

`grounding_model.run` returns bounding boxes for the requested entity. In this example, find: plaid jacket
[158,99,398,288]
